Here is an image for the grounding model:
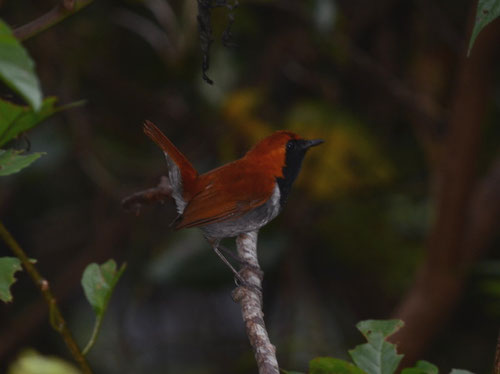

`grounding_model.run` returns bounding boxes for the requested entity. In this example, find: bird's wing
[175,164,277,229]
